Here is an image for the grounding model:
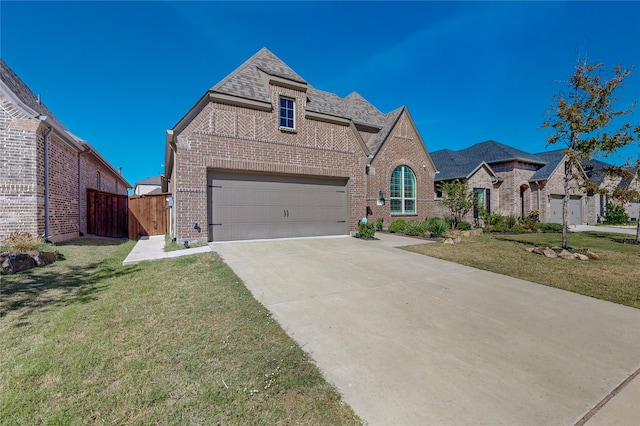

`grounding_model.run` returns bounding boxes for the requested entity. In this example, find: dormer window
[279,97,295,130]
